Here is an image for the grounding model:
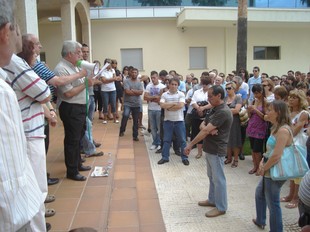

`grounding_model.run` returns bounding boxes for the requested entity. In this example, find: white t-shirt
[101,69,116,92]
[160,90,185,121]
[145,82,166,111]
[240,82,249,95]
